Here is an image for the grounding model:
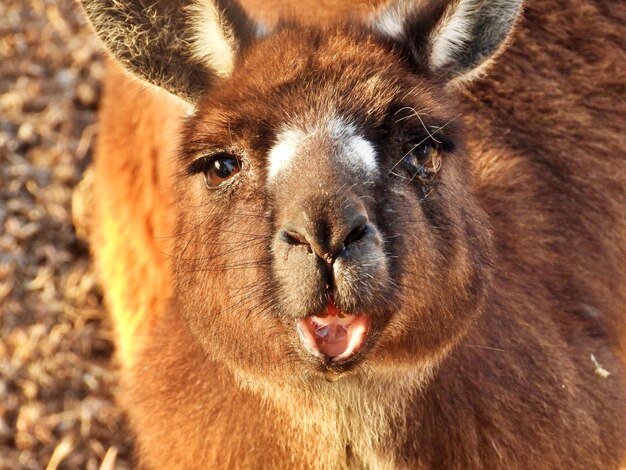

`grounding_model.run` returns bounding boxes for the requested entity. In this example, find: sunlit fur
[188,0,238,77]
[87,0,626,468]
